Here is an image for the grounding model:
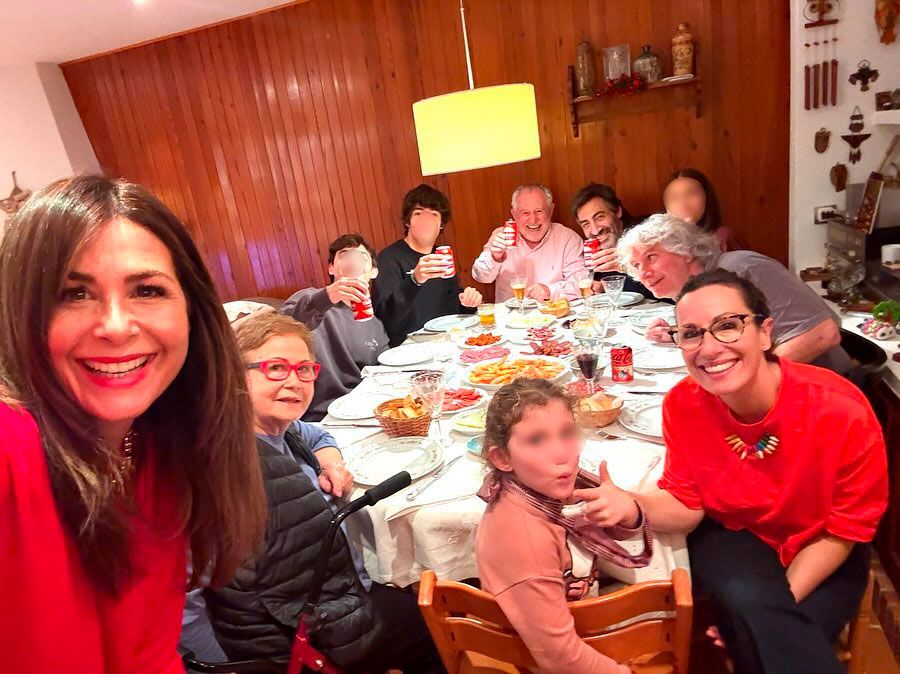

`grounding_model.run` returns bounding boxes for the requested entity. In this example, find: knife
[405,456,463,501]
